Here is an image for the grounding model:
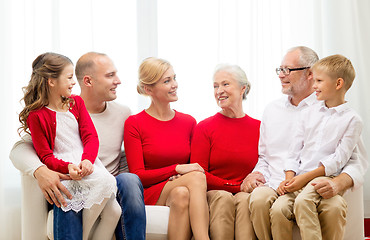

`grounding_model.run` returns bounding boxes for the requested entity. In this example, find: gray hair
[287,46,319,67]
[213,64,251,100]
